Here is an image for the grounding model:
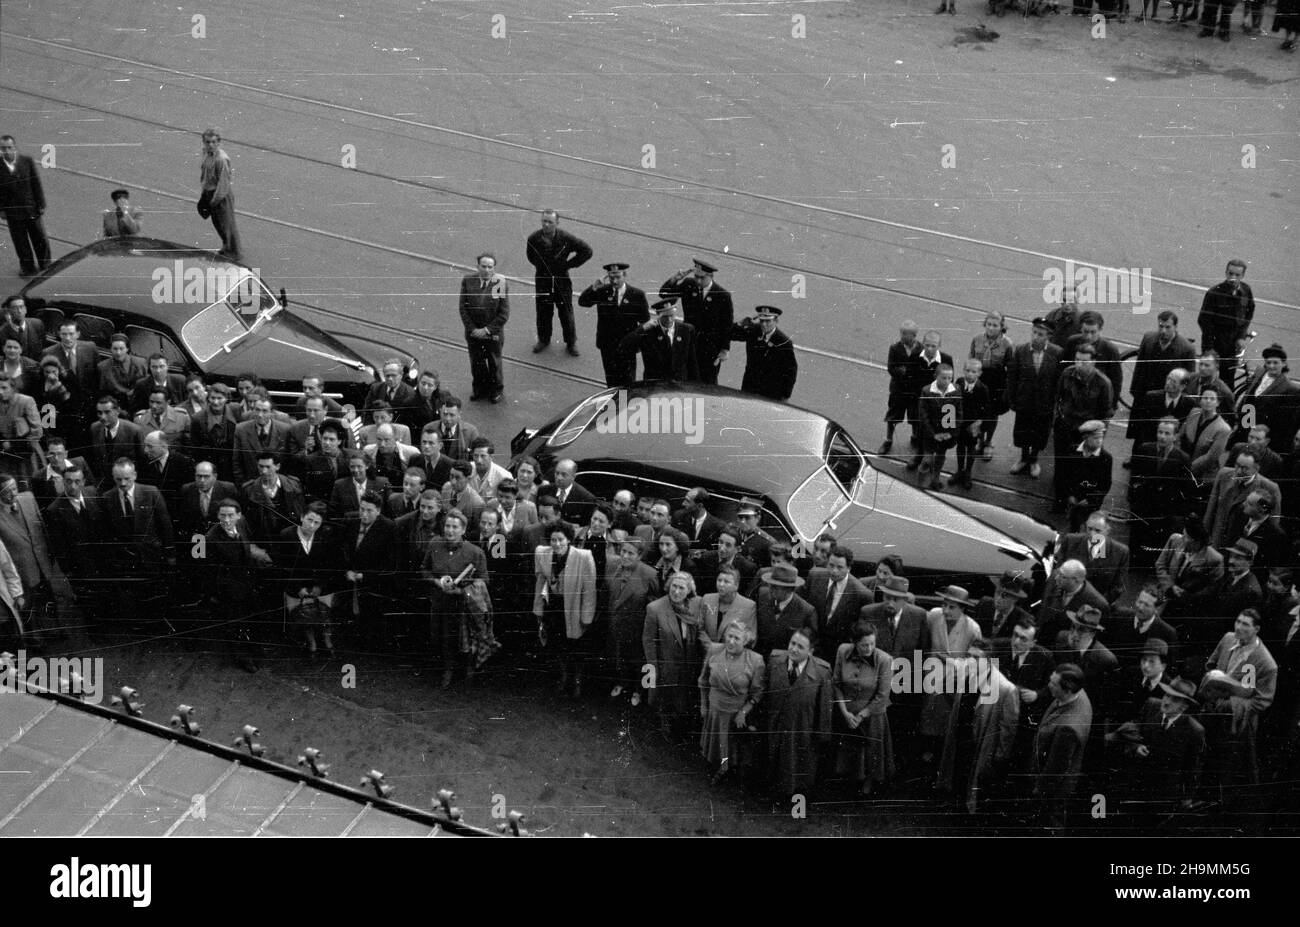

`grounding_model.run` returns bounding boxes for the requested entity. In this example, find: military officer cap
[1031,316,1055,332]
[737,496,763,516]
[1078,419,1106,436]
[754,305,783,319]
[692,258,718,274]
[603,262,630,272]
[651,298,678,313]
